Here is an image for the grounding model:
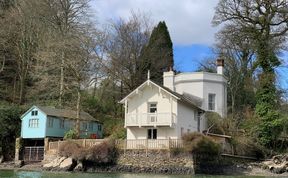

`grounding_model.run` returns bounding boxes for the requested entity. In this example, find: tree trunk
[76,84,81,138]
[59,52,64,107]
